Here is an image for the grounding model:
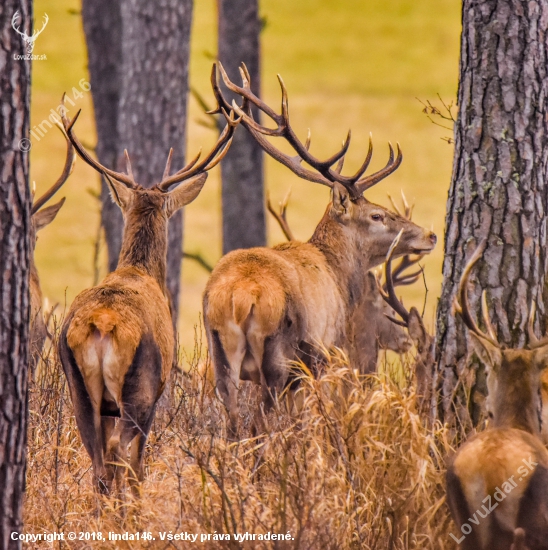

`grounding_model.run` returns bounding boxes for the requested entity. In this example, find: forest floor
[31,0,460,351]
